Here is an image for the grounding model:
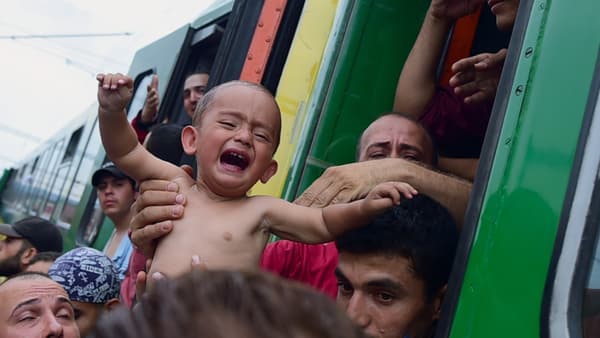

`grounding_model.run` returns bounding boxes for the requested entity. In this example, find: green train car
[1,0,599,337]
